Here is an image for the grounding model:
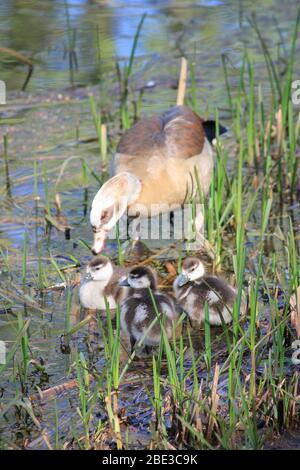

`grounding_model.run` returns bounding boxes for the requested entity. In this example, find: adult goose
[90,105,226,254]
